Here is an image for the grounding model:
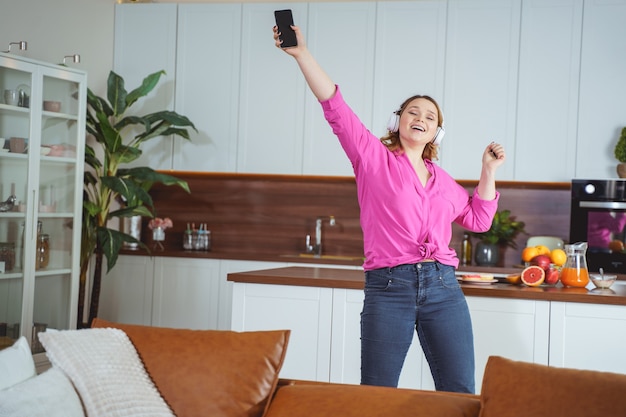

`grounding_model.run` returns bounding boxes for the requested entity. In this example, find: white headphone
[386,110,446,146]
